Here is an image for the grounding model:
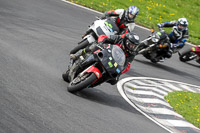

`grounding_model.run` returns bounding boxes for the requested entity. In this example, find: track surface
[0,0,199,133]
